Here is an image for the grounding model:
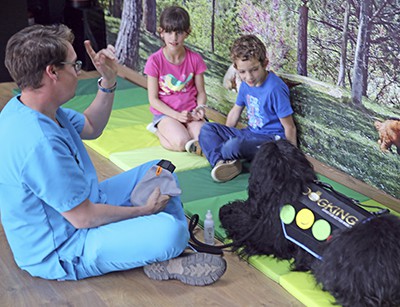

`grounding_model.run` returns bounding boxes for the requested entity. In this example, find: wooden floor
[0,71,303,306]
